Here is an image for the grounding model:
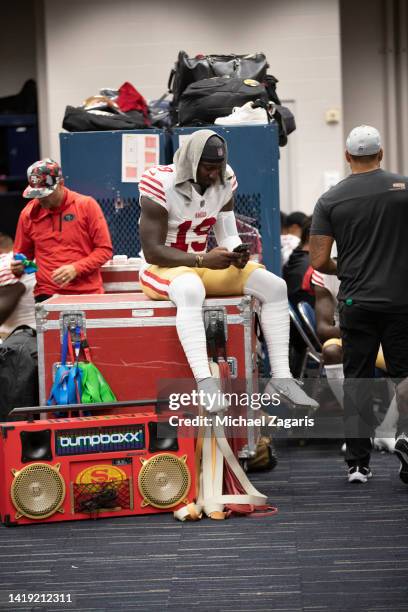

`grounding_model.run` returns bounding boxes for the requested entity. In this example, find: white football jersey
[138,163,238,263]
